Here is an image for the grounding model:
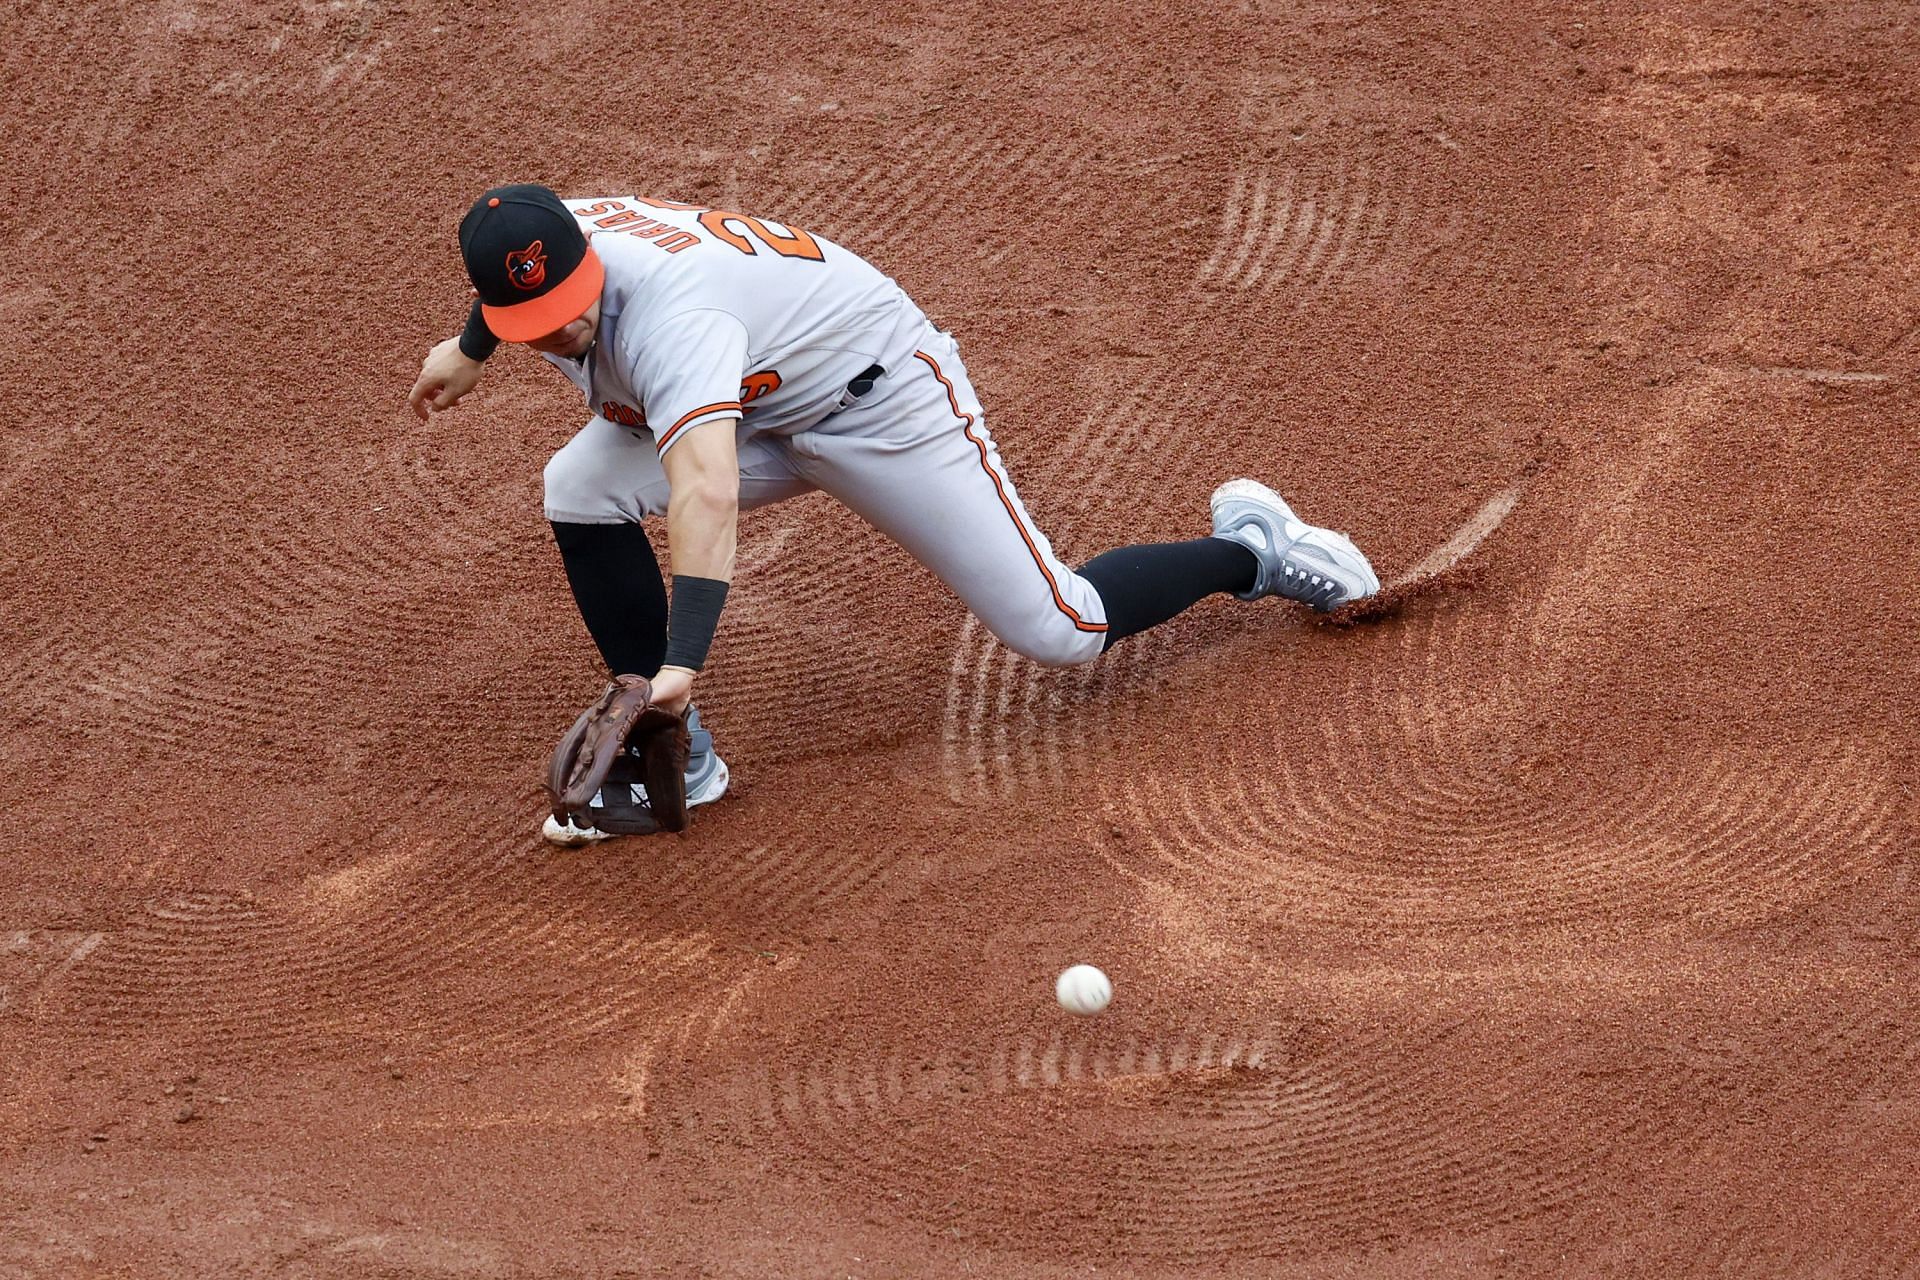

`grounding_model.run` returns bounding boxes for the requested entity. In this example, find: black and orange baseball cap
[458,184,605,342]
